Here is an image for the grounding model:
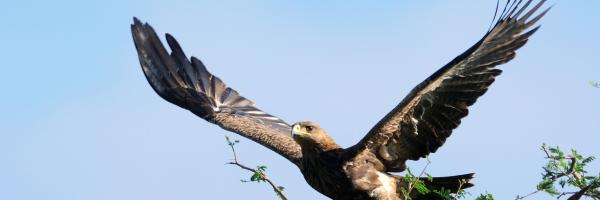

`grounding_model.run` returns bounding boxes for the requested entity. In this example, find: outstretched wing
[131,18,302,163]
[351,0,550,172]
